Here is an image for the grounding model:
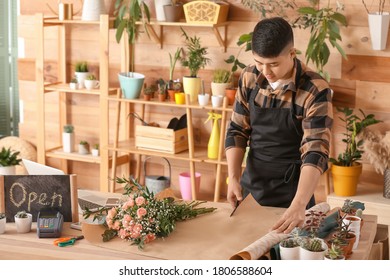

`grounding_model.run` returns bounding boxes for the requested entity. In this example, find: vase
[154,0,171,21]
[182,76,201,103]
[74,72,90,89]
[163,3,184,22]
[225,87,237,106]
[82,0,106,21]
[211,82,230,96]
[179,172,201,201]
[384,168,390,199]
[368,12,390,50]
